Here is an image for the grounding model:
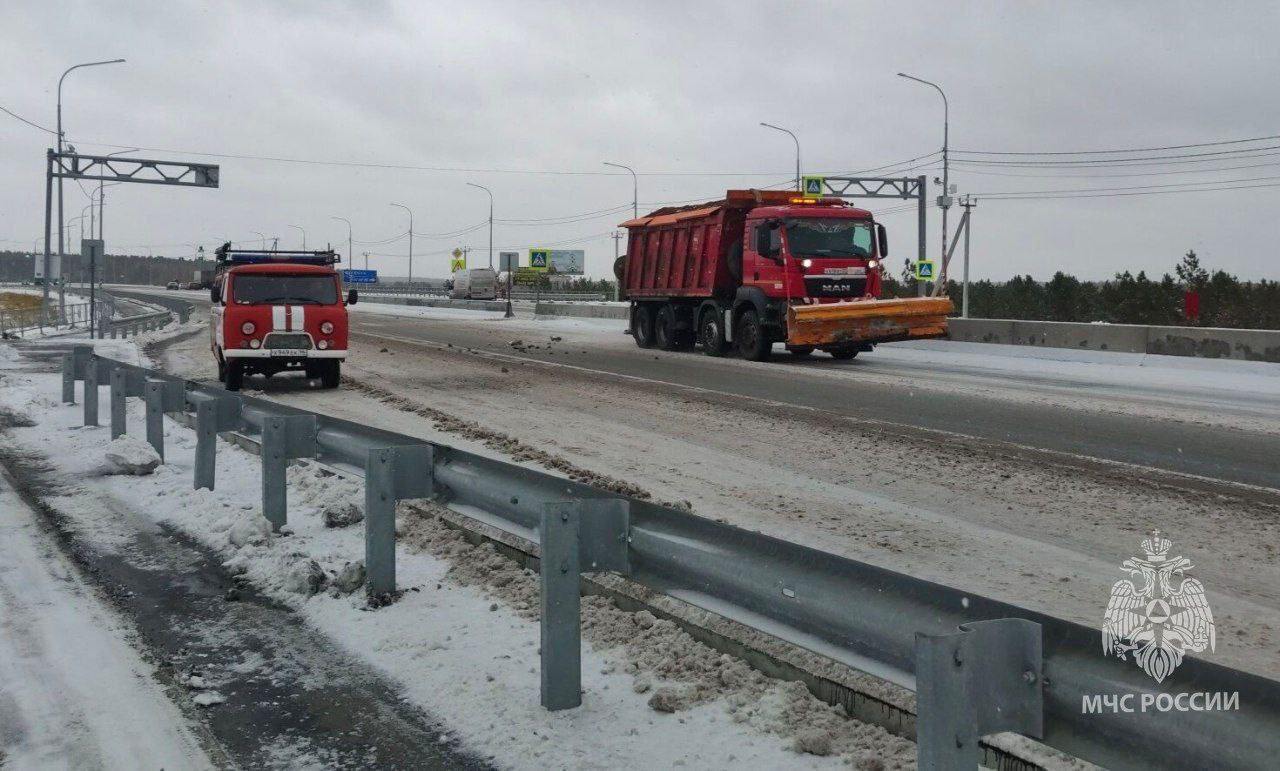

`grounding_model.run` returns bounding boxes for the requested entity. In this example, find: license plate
[823,267,867,277]
[269,349,308,358]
